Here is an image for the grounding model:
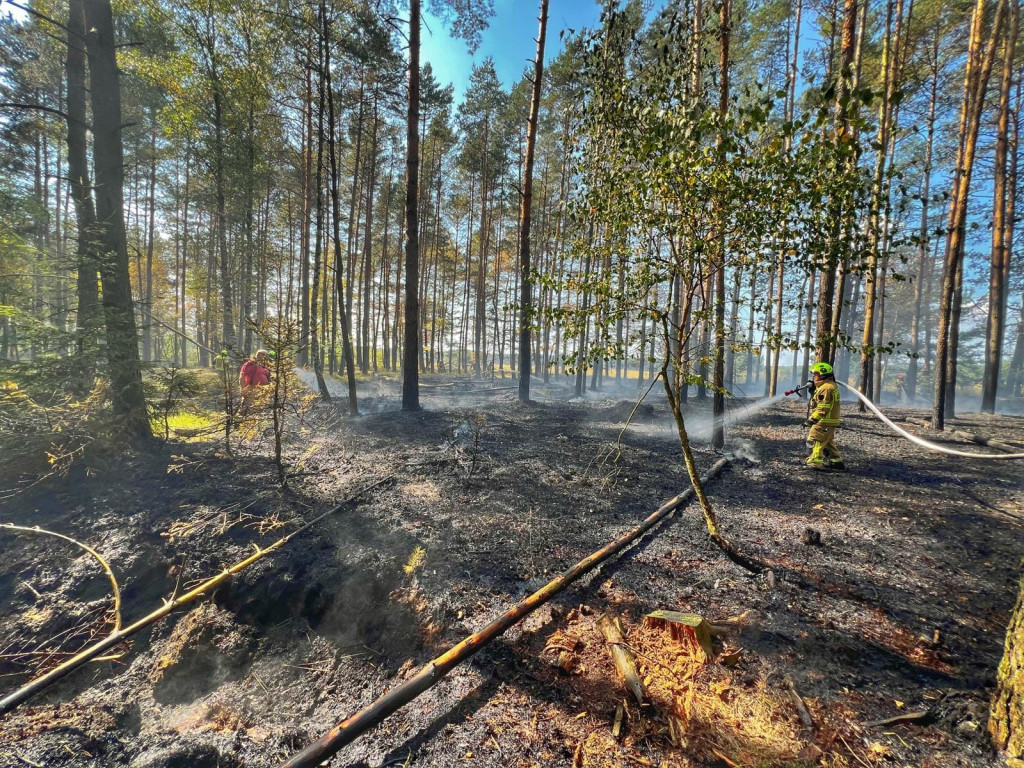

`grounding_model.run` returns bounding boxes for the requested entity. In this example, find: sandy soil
[0,375,1021,768]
